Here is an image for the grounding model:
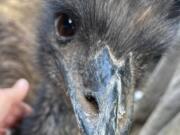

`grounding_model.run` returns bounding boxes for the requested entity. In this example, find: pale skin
[0,79,33,135]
